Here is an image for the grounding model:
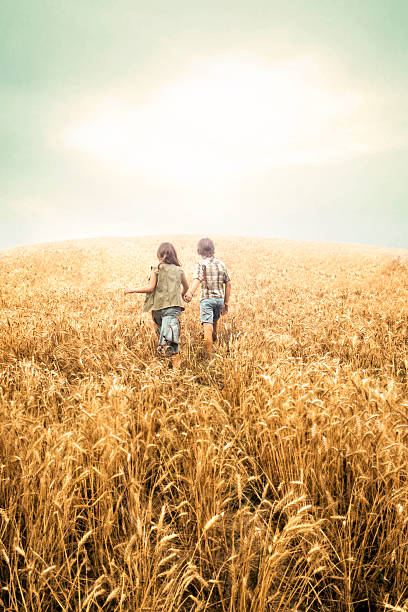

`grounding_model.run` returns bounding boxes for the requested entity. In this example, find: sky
[1,0,407,250]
